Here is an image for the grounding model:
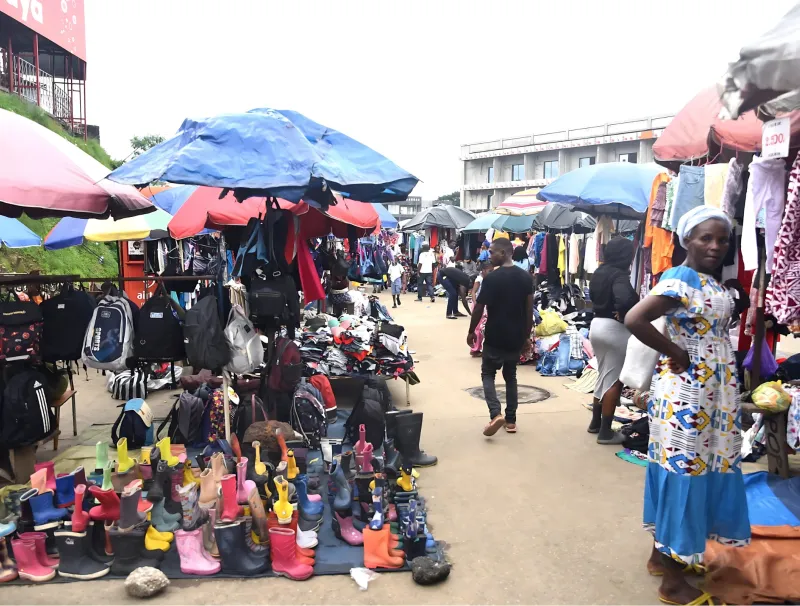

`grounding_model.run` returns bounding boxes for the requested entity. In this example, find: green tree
[130,134,165,157]
[435,191,460,205]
